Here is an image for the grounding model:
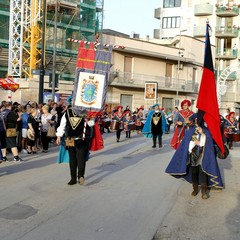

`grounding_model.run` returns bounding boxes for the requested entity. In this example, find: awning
[0,76,19,92]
